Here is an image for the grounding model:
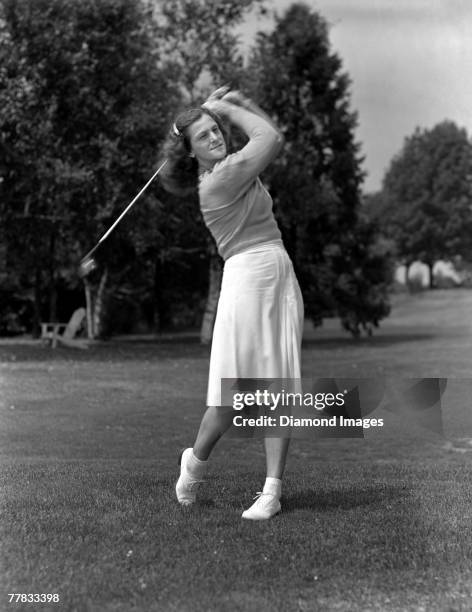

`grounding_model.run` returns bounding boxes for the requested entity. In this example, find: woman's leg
[175,406,233,505]
[192,406,234,460]
[264,437,290,479]
[241,436,289,520]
